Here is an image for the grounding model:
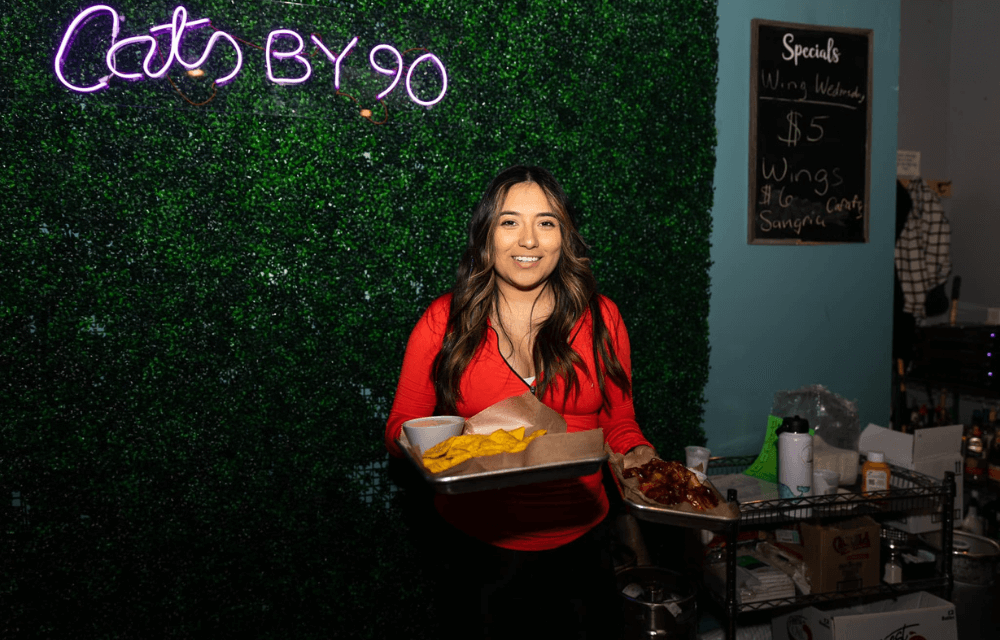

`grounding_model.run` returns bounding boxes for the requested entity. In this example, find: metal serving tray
[609,464,740,531]
[396,437,608,495]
